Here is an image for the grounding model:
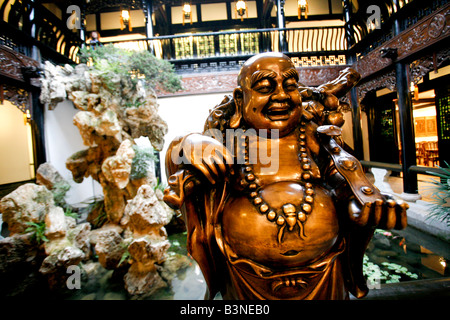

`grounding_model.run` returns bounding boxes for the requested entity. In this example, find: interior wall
[361,111,370,160]
[44,100,103,205]
[341,109,369,161]
[201,3,227,21]
[42,3,62,19]
[158,92,232,185]
[413,106,438,143]
[284,0,336,16]
[85,14,96,32]
[287,19,344,28]
[0,101,34,184]
[342,110,354,152]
